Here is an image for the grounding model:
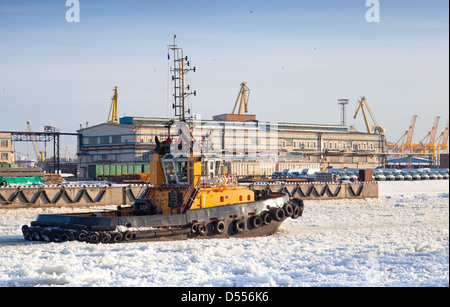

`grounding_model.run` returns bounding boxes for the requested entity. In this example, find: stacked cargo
[87,164,150,179]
